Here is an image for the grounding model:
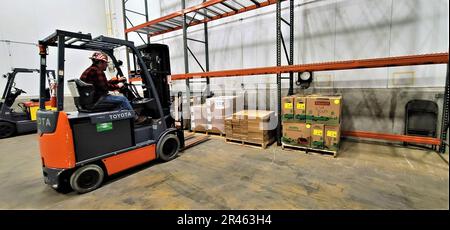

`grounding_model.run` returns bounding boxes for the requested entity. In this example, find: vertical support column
[276,0,282,145]
[122,0,131,77]
[204,0,210,97]
[288,0,294,96]
[39,43,47,110]
[144,0,150,44]
[439,56,449,153]
[56,35,65,111]
[182,0,191,130]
